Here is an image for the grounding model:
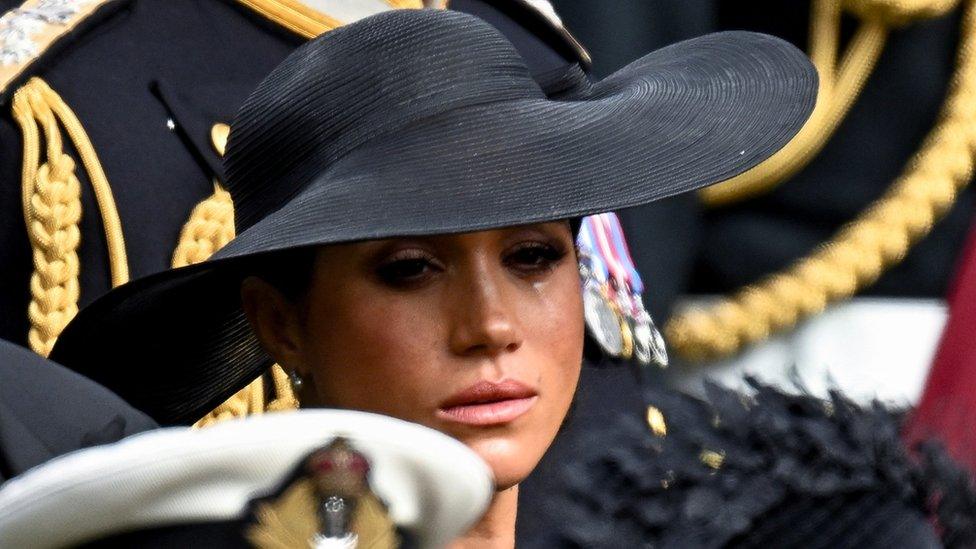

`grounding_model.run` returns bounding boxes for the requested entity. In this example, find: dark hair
[246,247,319,303]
